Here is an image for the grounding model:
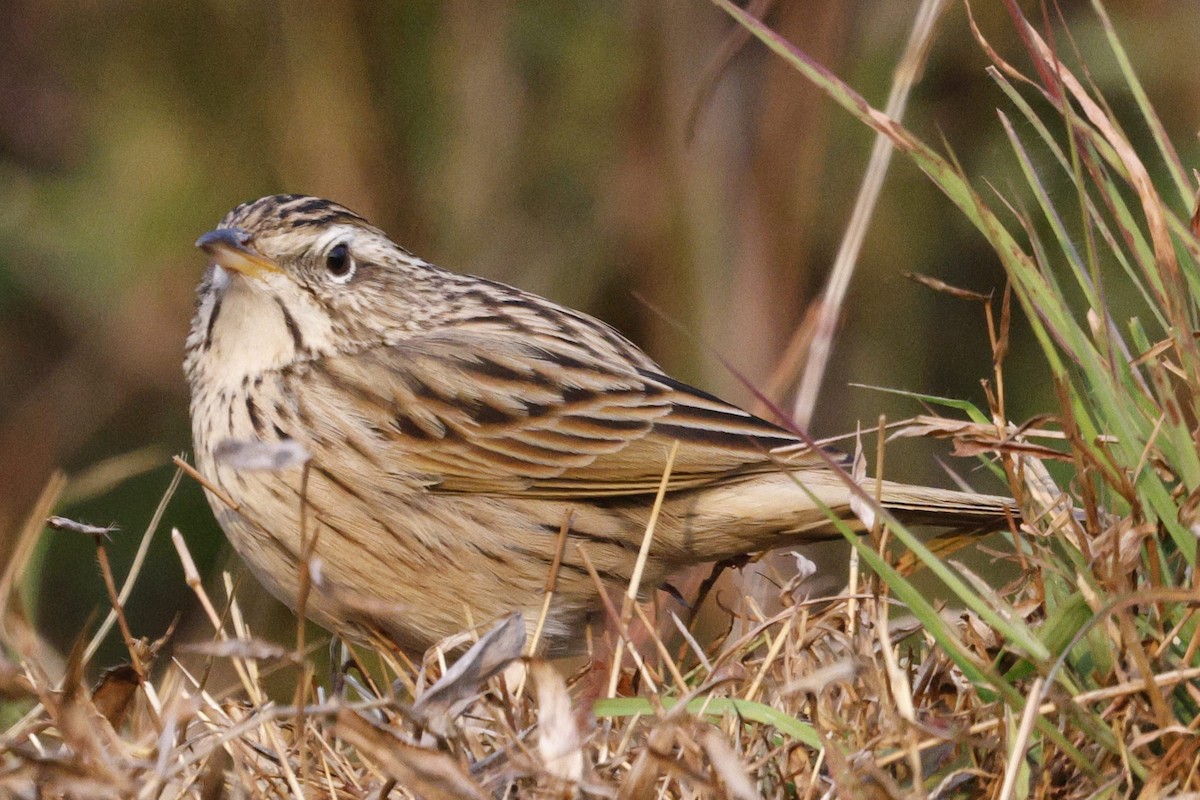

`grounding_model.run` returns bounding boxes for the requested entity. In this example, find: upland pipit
[186,194,1015,655]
